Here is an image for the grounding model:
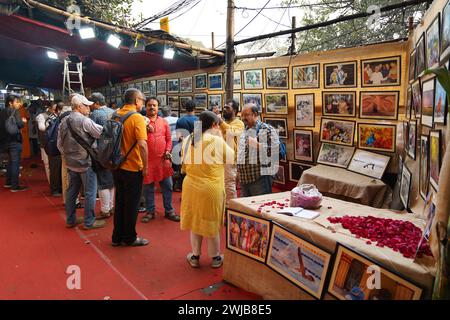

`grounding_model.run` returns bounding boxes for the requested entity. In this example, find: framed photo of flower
[293,129,314,162]
[319,118,355,146]
[317,143,355,168]
[430,130,442,191]
[322,92,356,117]
[357,123,396,153]
[426,14,440,70]
[361,56,401,87]
[359,91,399,120]
[295,94,315,127]
[266,67,289,89]
[292,64,320,89]
[244,69,264,90]
[323,61,357,88]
